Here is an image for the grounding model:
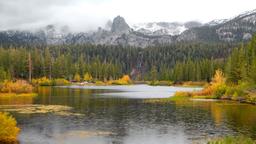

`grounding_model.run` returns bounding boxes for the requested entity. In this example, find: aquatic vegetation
[55,130,113,139]
[143,95,189,104]
[0,105,83,116]
[207,136,256,144]
[0,112,20,143]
